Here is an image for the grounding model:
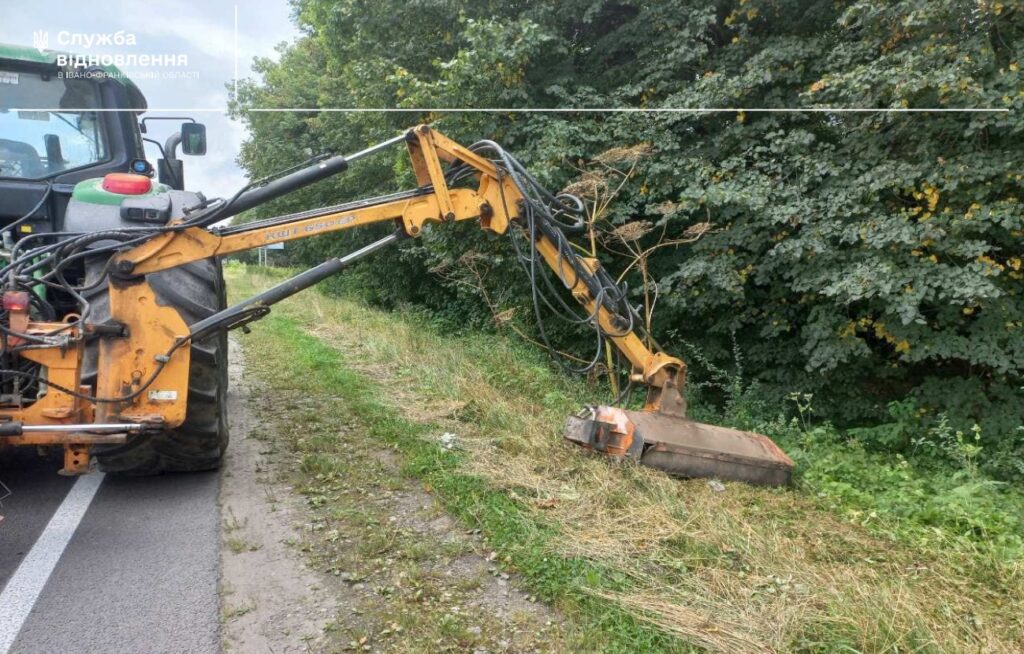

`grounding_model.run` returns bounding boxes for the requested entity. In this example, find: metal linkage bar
[345,133,409,162]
